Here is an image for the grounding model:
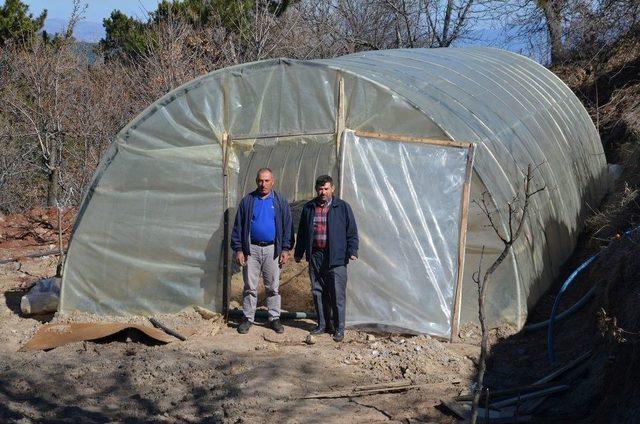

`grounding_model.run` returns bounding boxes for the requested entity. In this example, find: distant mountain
[43,18,105,43]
